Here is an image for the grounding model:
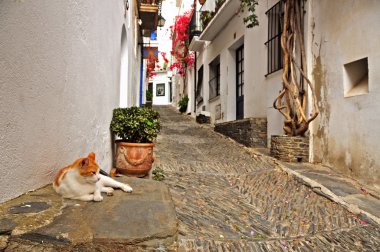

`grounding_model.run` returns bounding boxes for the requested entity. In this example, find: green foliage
[146,89,153,101]
[241,0,259,28]
[200,11,214,30]
[152,167,165,181]
[110,107,161,143]
[178,95,189,113]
